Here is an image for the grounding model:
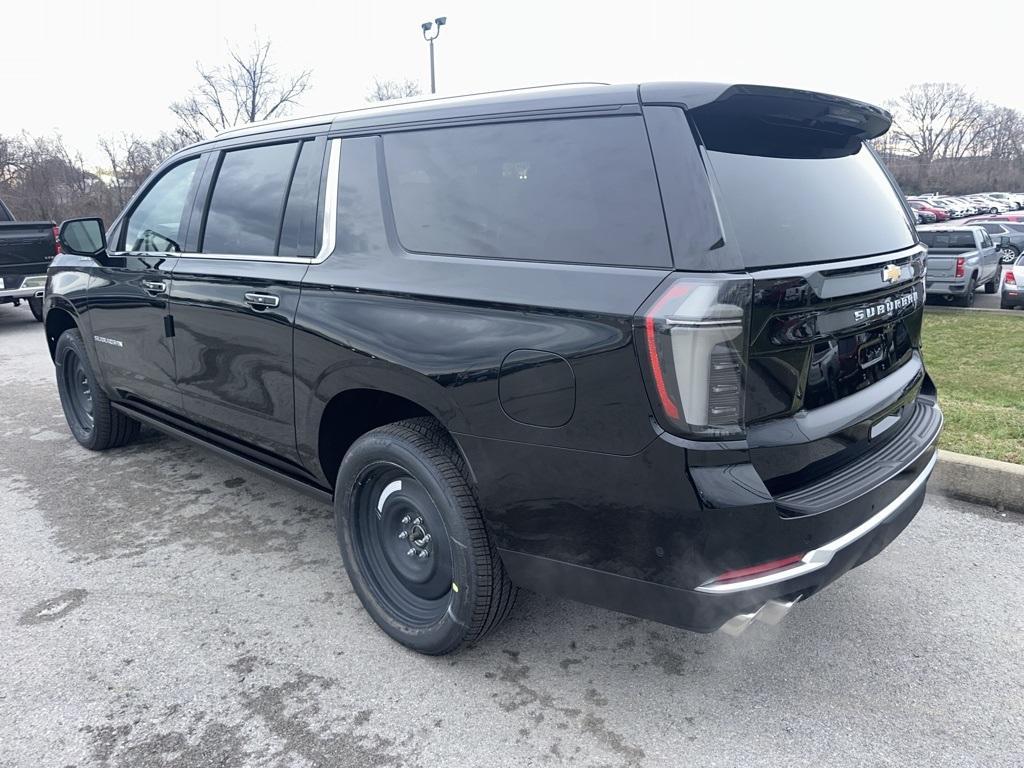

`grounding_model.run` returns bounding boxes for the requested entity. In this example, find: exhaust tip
[719,596,801,637]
